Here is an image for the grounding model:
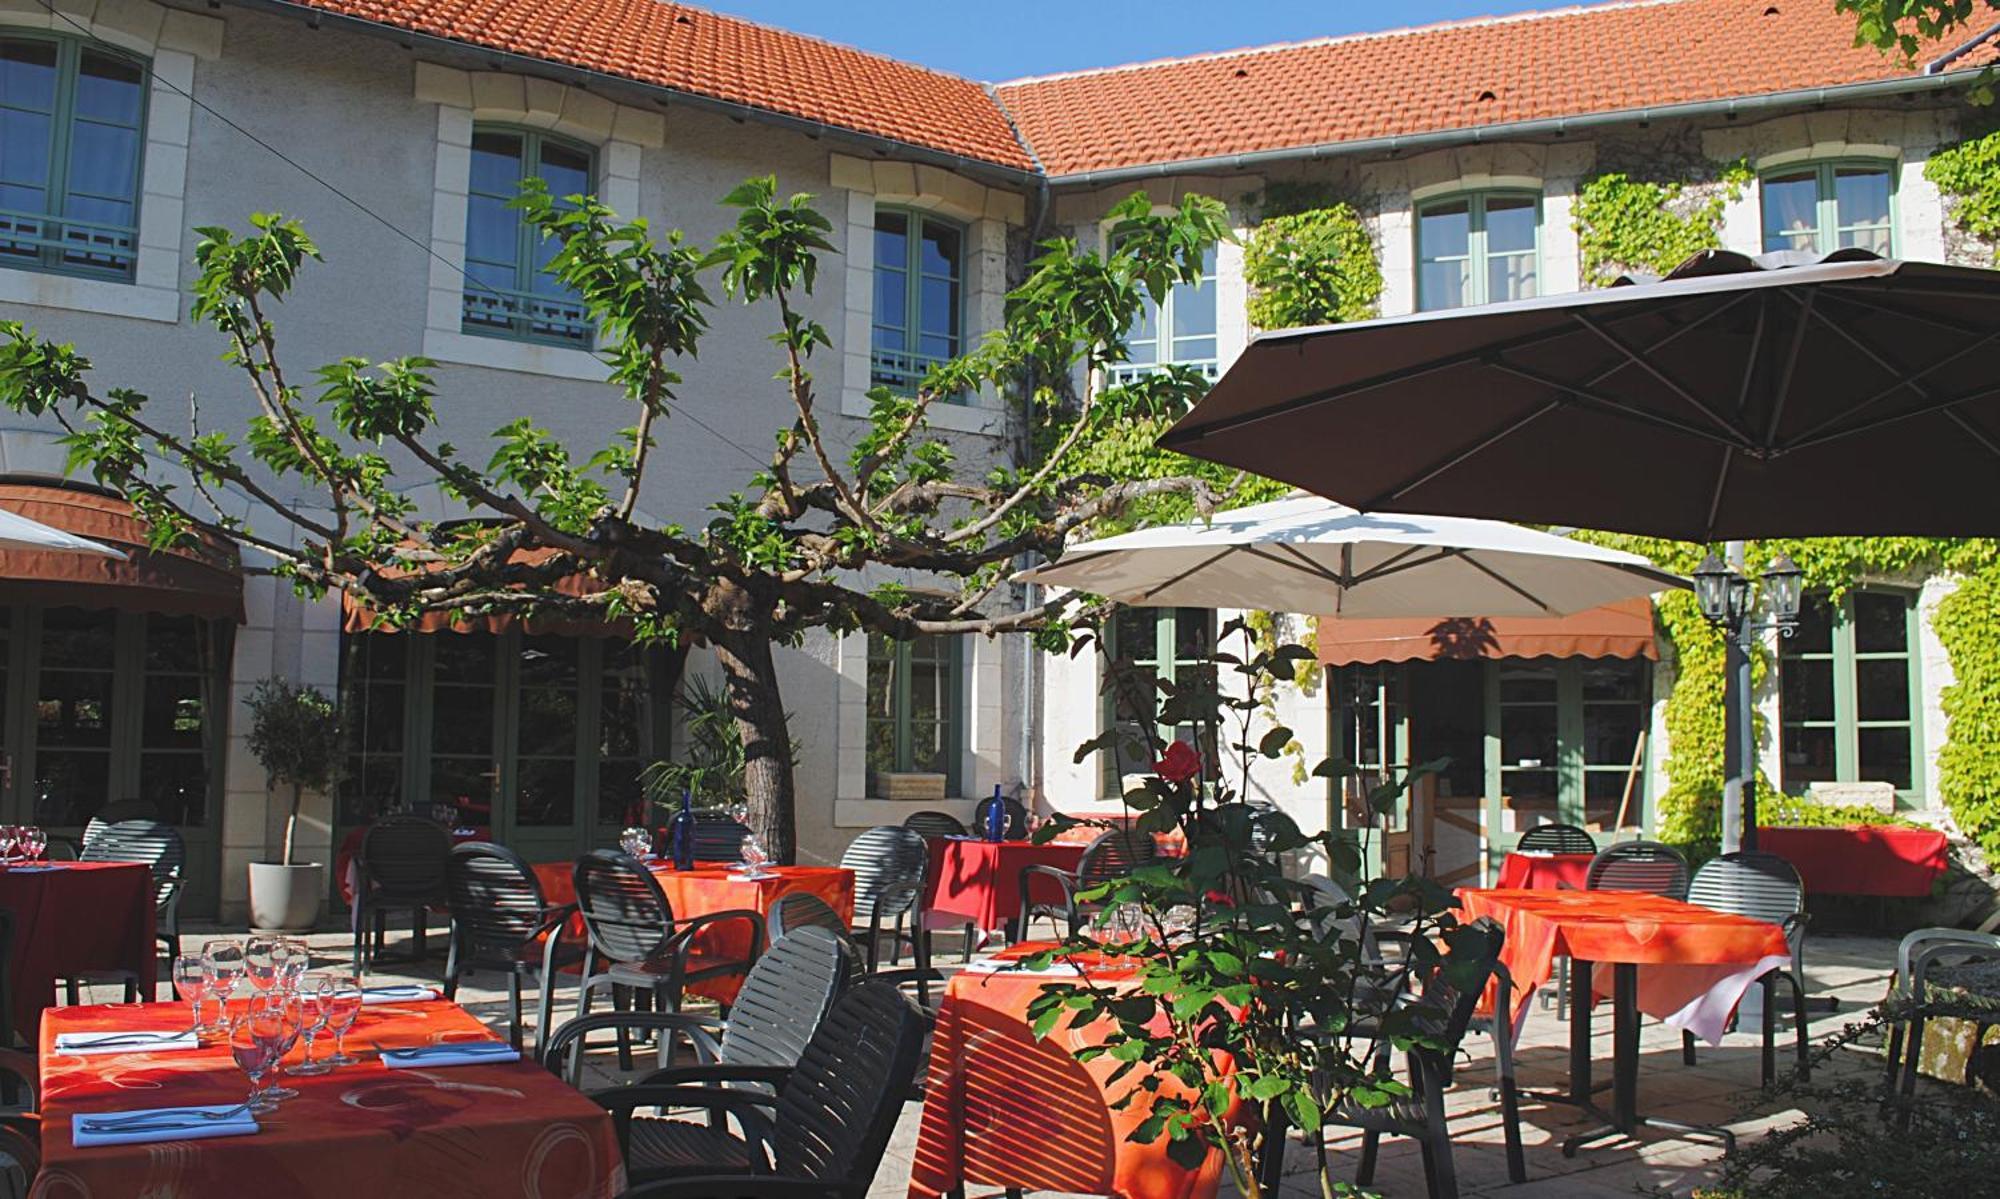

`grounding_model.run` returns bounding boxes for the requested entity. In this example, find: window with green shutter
[1760,160,1895,256]
[1416,190,1539,311]
[0,34,147,282]
[870,206,964,397]
[1779,589,1921,798]
[866,633,963,796]
[1101,608,1214,796]
[461,126,595,348]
